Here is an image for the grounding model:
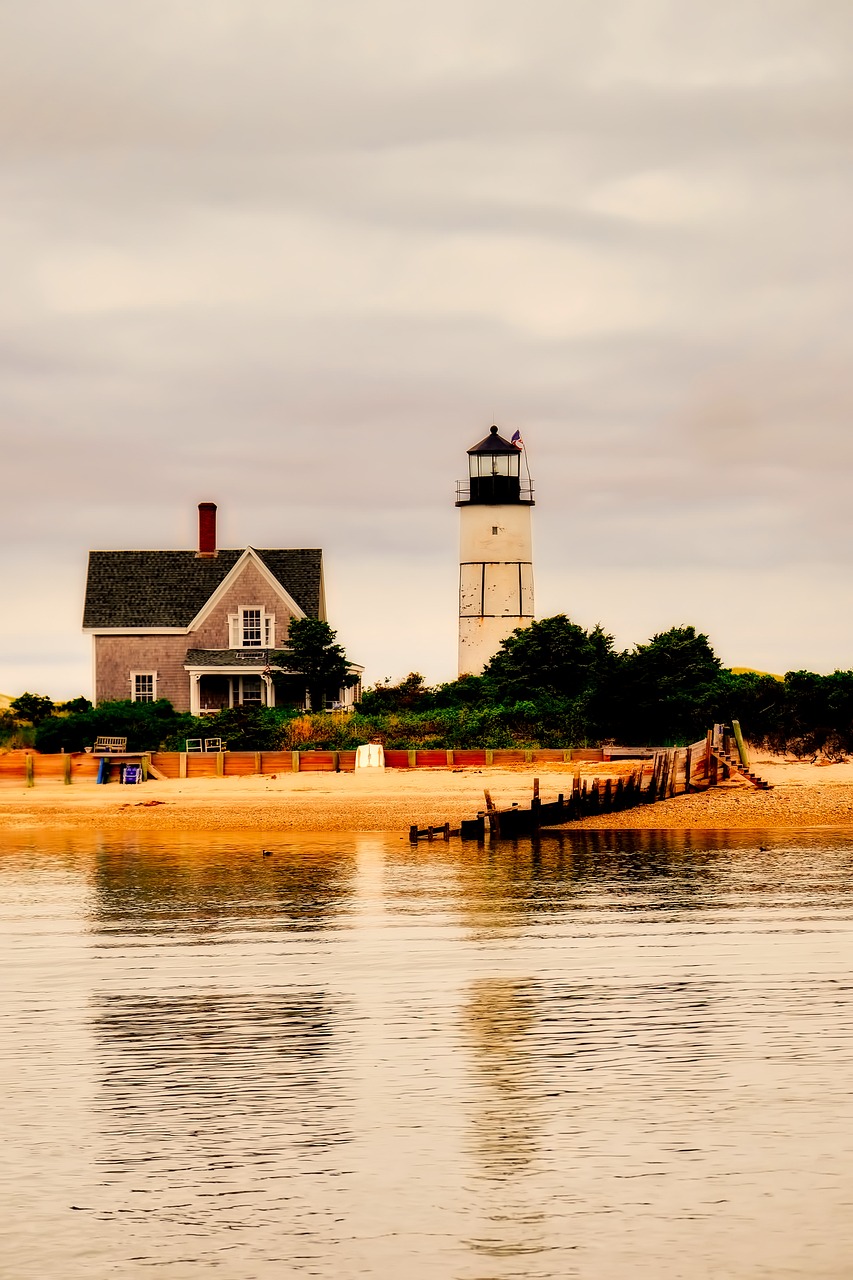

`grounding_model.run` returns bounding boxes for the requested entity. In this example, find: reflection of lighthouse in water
[456,425,535,676]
